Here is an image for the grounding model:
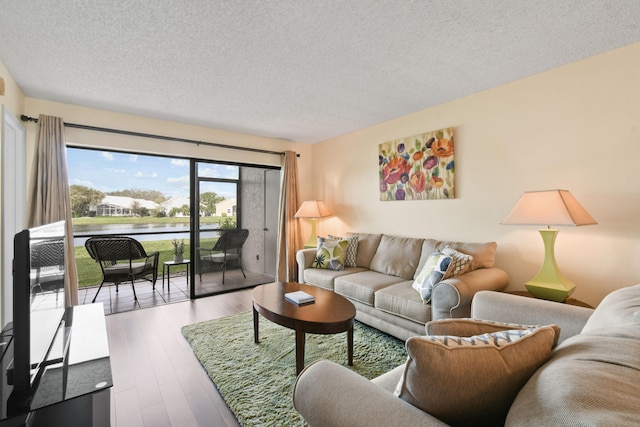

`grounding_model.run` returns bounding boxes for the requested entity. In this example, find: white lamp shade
[294,200,332,219]
[502,190,597,226]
